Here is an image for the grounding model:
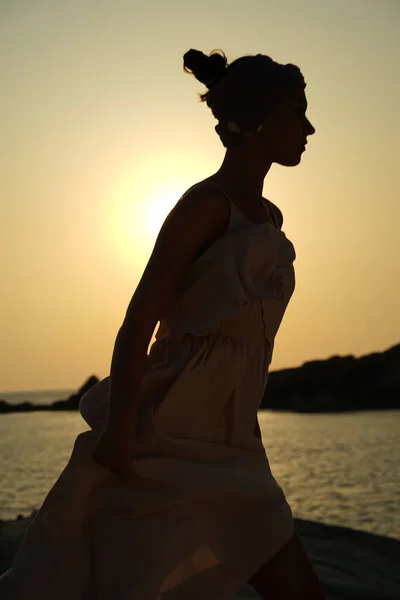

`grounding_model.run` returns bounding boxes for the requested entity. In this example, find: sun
[108,178,185,270]
[145,191,176,238]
